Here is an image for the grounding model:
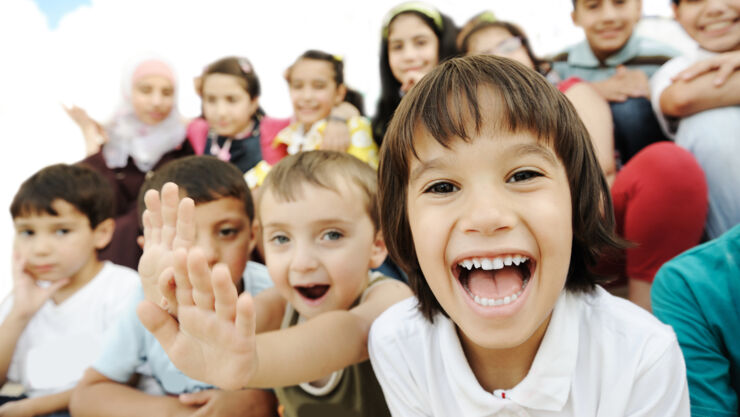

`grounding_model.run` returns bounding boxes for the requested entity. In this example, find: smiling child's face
[202,73,259,137]
[572,0,642,61]
[288,59,346,129]
[260,181,387,319]
[673,0,740,52]
[406,108,573,351]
